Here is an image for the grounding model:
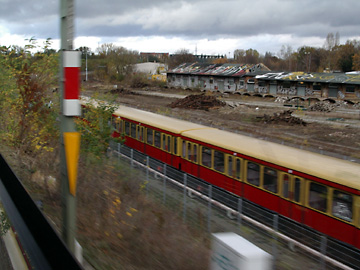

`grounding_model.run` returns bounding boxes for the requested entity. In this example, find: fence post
[146,156,149,196]
[320,235,327,270]
[130,149,133,168]
[207,185,212,232]
[272,214,279,269]
[117,143,121,162]
[237,198,242,230]
[183,173,187,222]
[163,164,167,204]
